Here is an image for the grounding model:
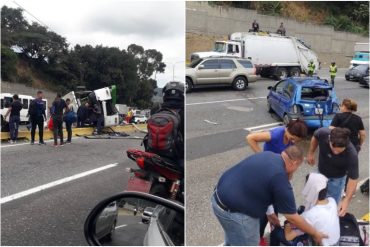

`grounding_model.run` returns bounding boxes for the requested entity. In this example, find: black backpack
[144,108,182,160]
[339,213,365,246]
